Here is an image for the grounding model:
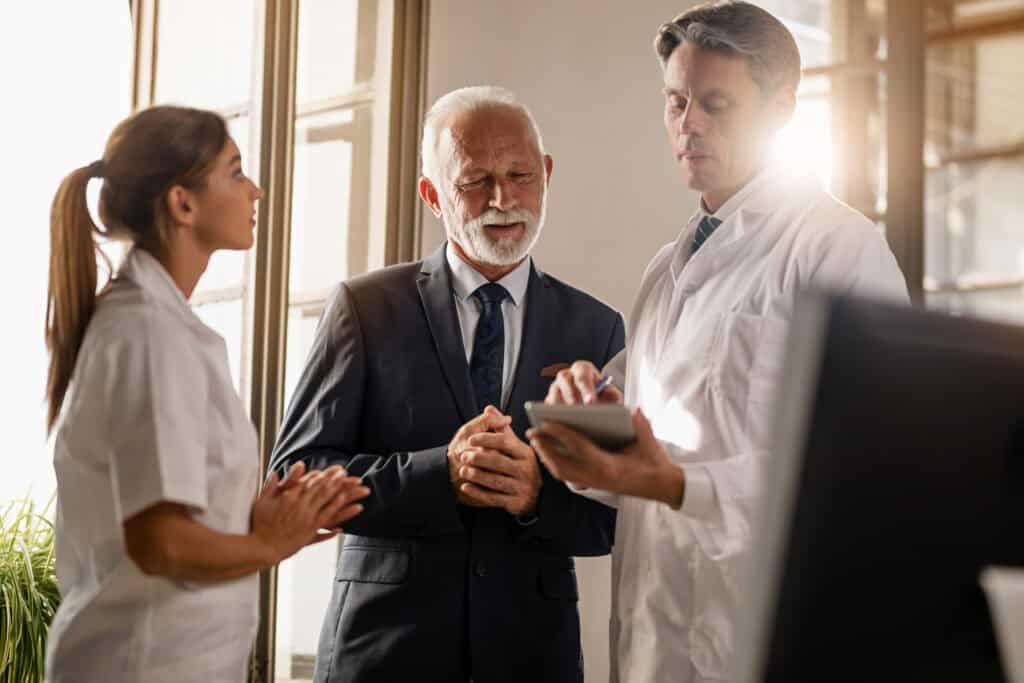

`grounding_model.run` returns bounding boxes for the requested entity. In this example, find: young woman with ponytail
[43,105,369,682]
